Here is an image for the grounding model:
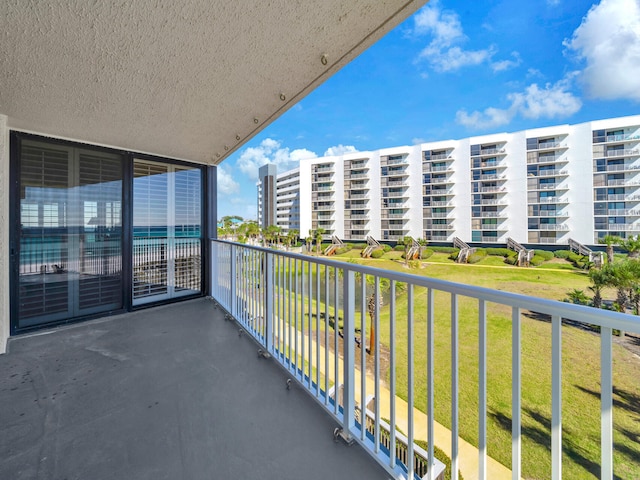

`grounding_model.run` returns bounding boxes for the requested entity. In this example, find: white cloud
[508,76,582,119]
[235,138,317,181]
[323,144,357,156]
[456,75,581,129]
[217,164,239,195]
[412,137,426,145]
[491,52,522,72]
[456,107,514,130]
[411,0,517,73]
[564,0,640,101]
